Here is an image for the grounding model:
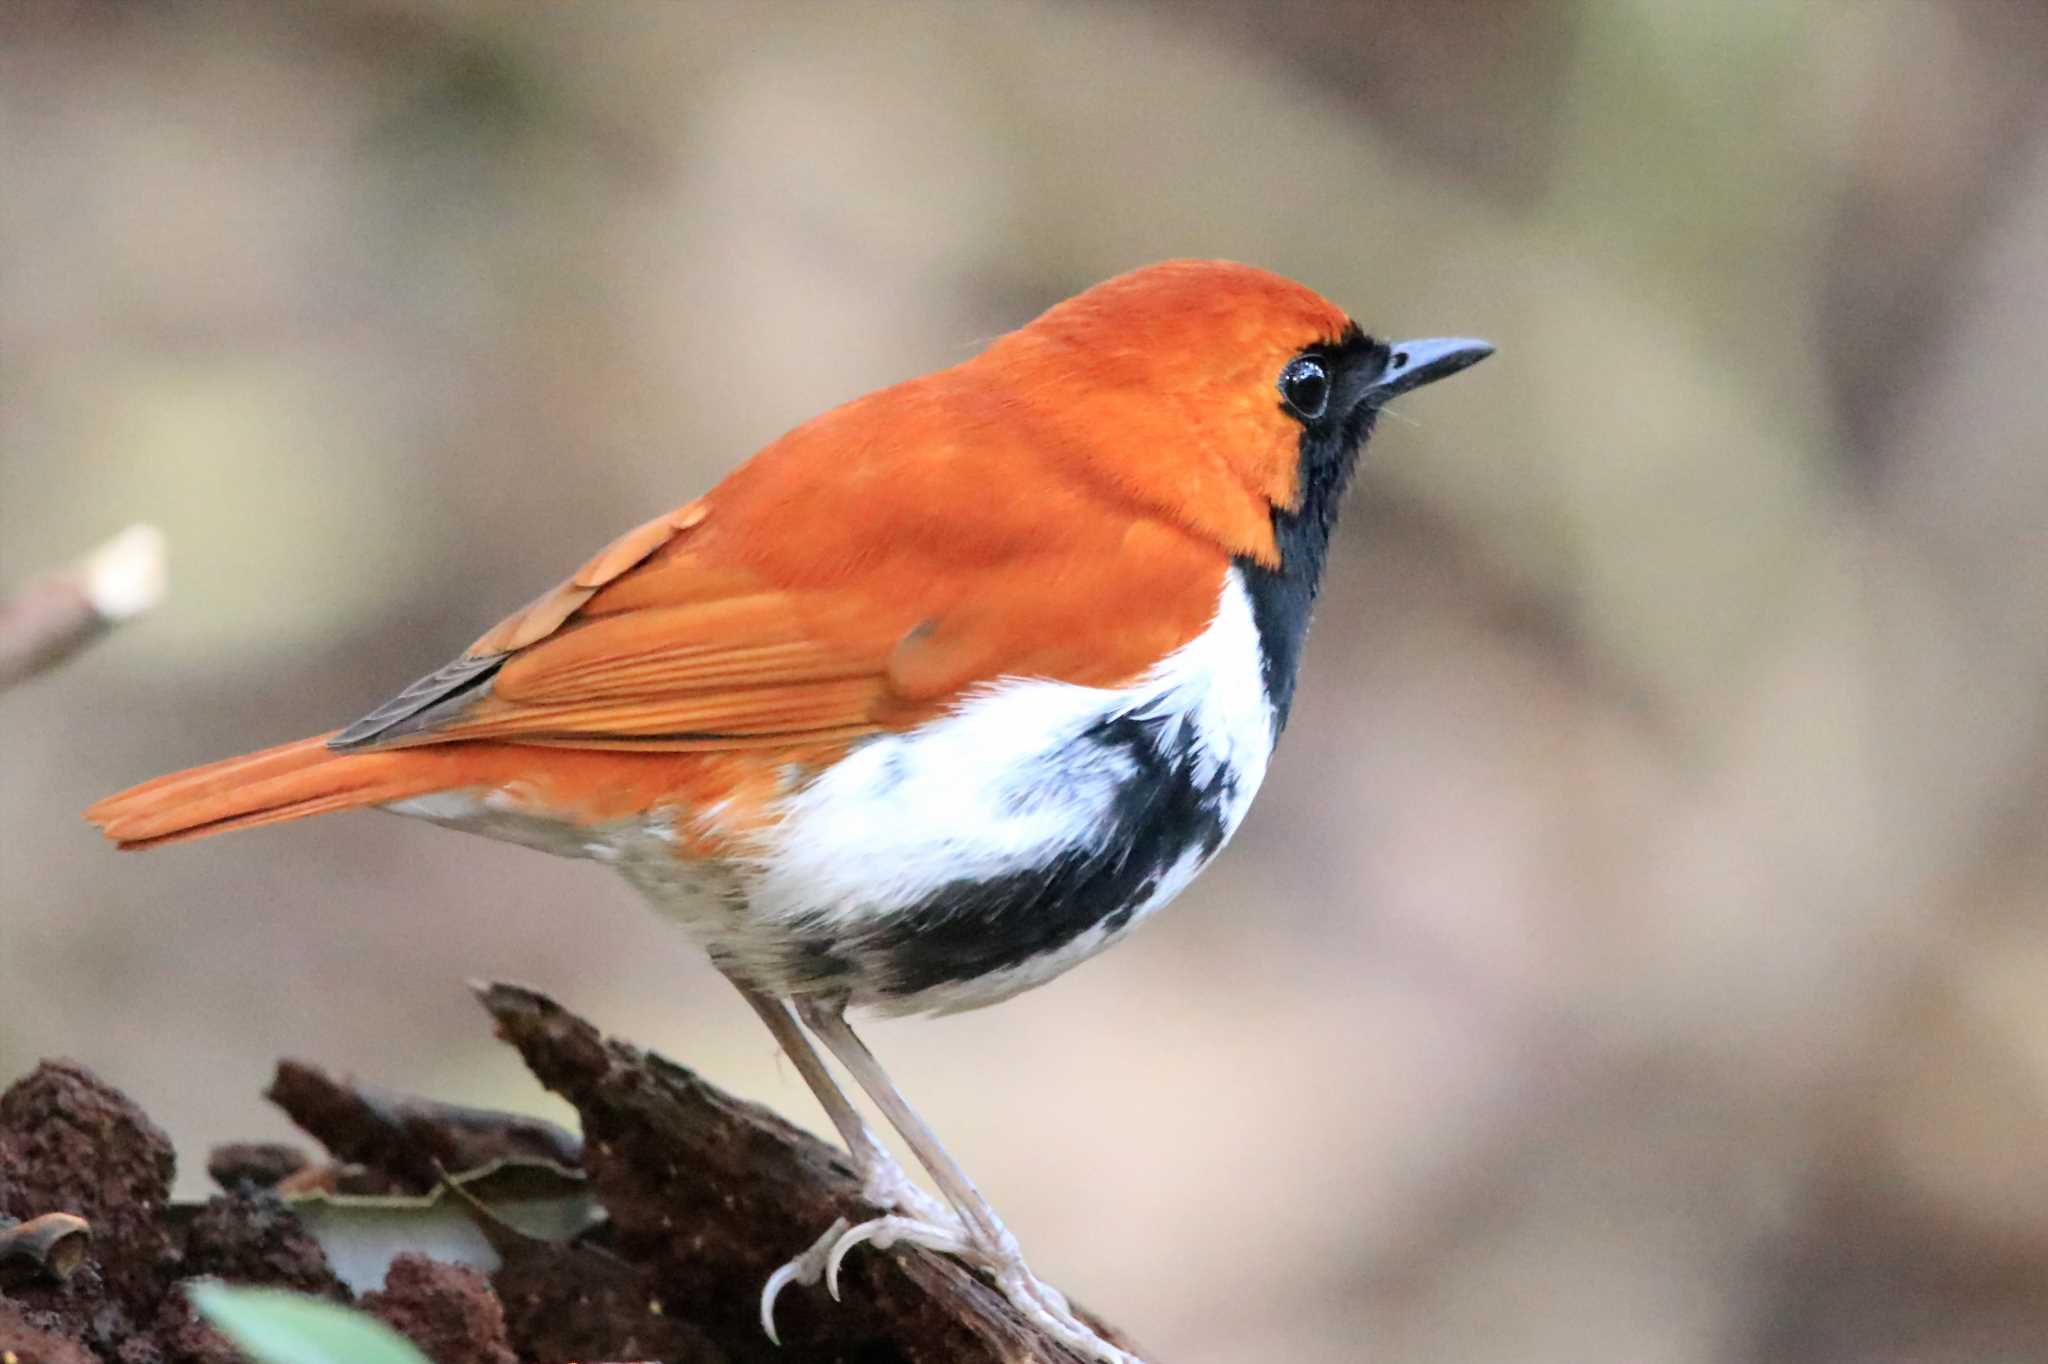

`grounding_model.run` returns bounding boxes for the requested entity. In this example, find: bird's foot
[760,1211,972,1343]
[761,1137,979,1342]
[759,1216,844,1343]
[980,1236,1140,1364]
[856,1151,959,1231]
[760,1212,1140,1363]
